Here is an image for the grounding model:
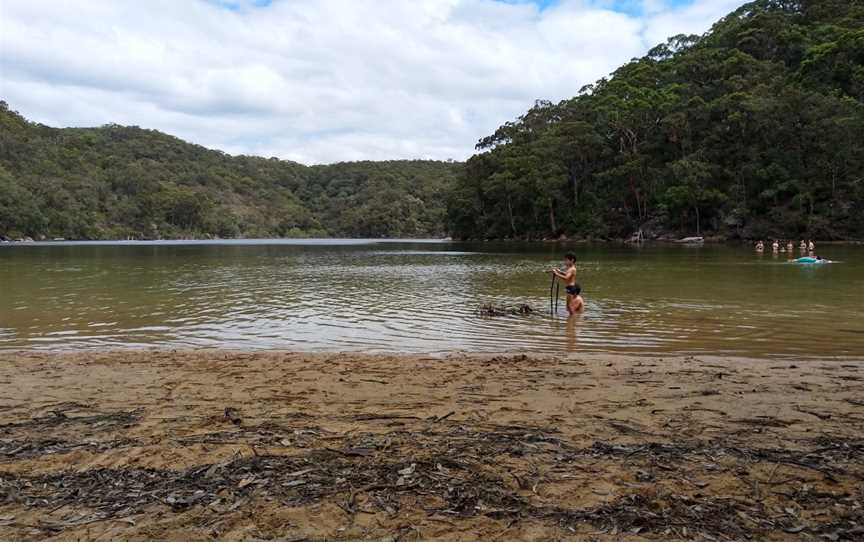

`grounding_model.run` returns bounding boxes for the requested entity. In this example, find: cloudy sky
[0,0,746,164]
